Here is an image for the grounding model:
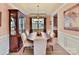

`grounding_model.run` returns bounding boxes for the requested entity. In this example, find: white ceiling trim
[51,3,66,16]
